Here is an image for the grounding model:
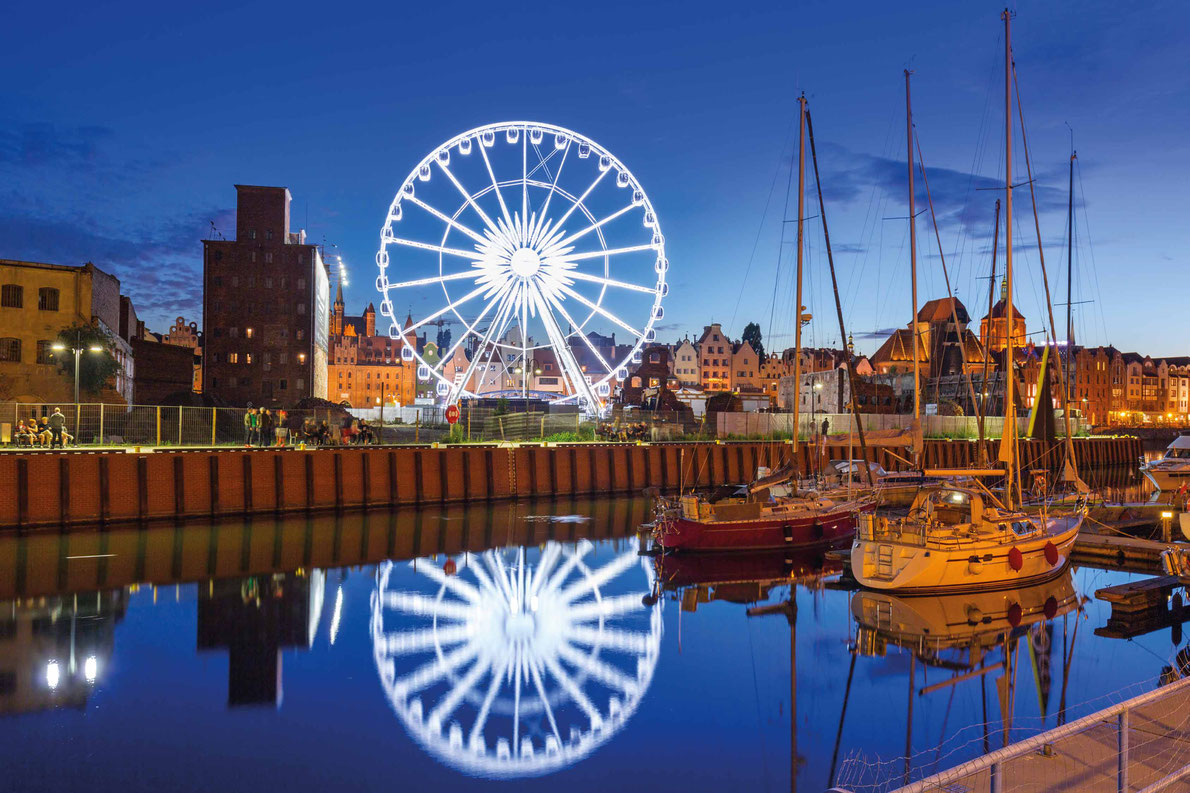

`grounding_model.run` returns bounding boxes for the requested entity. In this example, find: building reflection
[0,590,126,716]
[197,571,325,707]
